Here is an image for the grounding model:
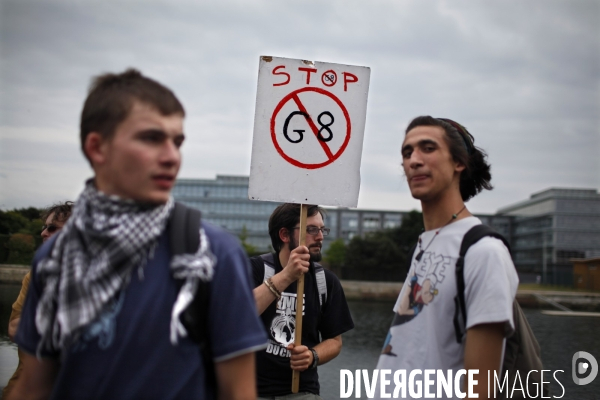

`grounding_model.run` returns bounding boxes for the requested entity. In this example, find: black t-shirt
[250,253,354,396]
